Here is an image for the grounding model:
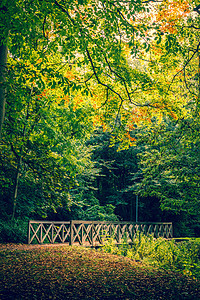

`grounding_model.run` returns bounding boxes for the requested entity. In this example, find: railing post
[70,220,74,246]
[116,225,119,244]
[52,222,54,243]
[91,222,94,247]
[40,223,43,244]
[81,224,83,245]
[27,220,30,244]
[171,223,173,238]
[168,223,173,238]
